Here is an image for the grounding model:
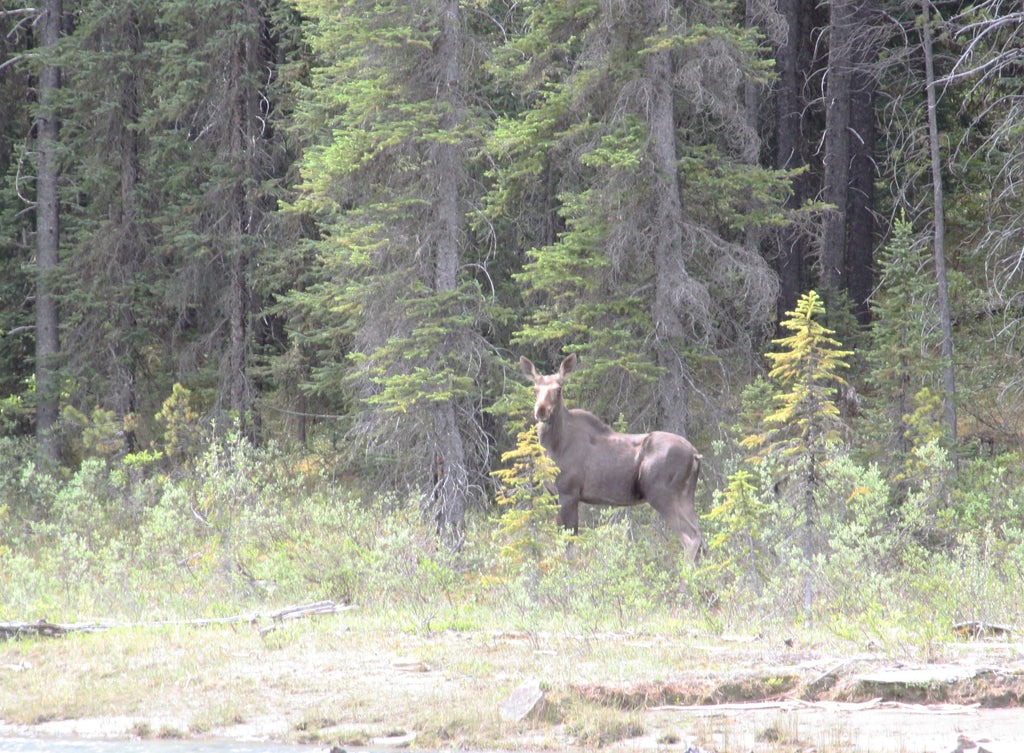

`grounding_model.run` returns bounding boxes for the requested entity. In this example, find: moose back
[521,354,706,561]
